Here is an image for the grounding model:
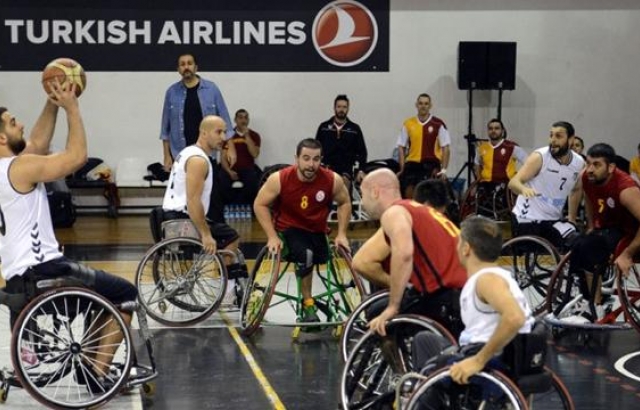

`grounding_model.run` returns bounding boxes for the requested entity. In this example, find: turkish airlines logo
[312,0,378,67]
